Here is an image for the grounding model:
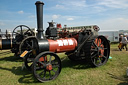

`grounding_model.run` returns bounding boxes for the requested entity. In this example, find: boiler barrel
[0,39,13,50]
[48,38,77,53]
[37,38,77,53]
